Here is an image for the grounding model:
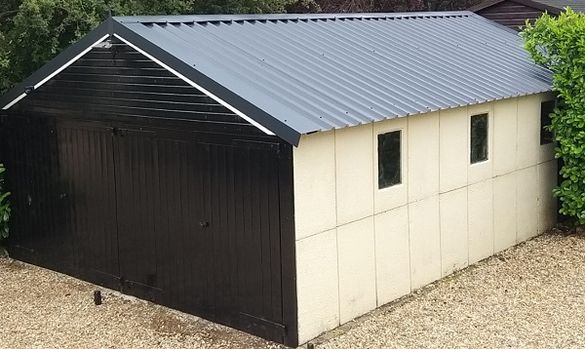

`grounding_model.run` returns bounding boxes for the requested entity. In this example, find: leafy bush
[0,164,10,242]
[521,8,585,224]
